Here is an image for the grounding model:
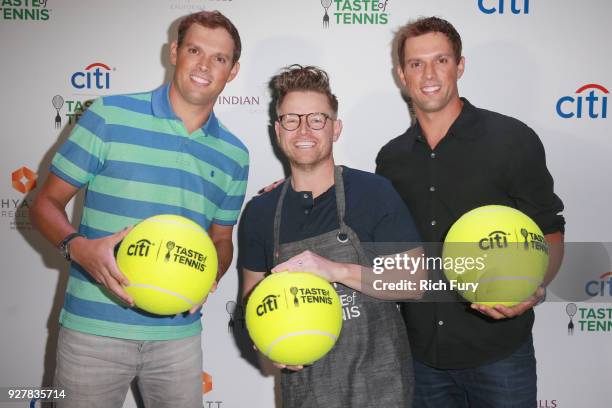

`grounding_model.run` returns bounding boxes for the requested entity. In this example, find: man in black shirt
[376,17,565,408]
